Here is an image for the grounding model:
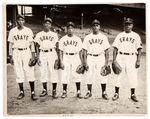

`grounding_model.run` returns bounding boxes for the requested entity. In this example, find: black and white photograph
[4,2,147,116]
